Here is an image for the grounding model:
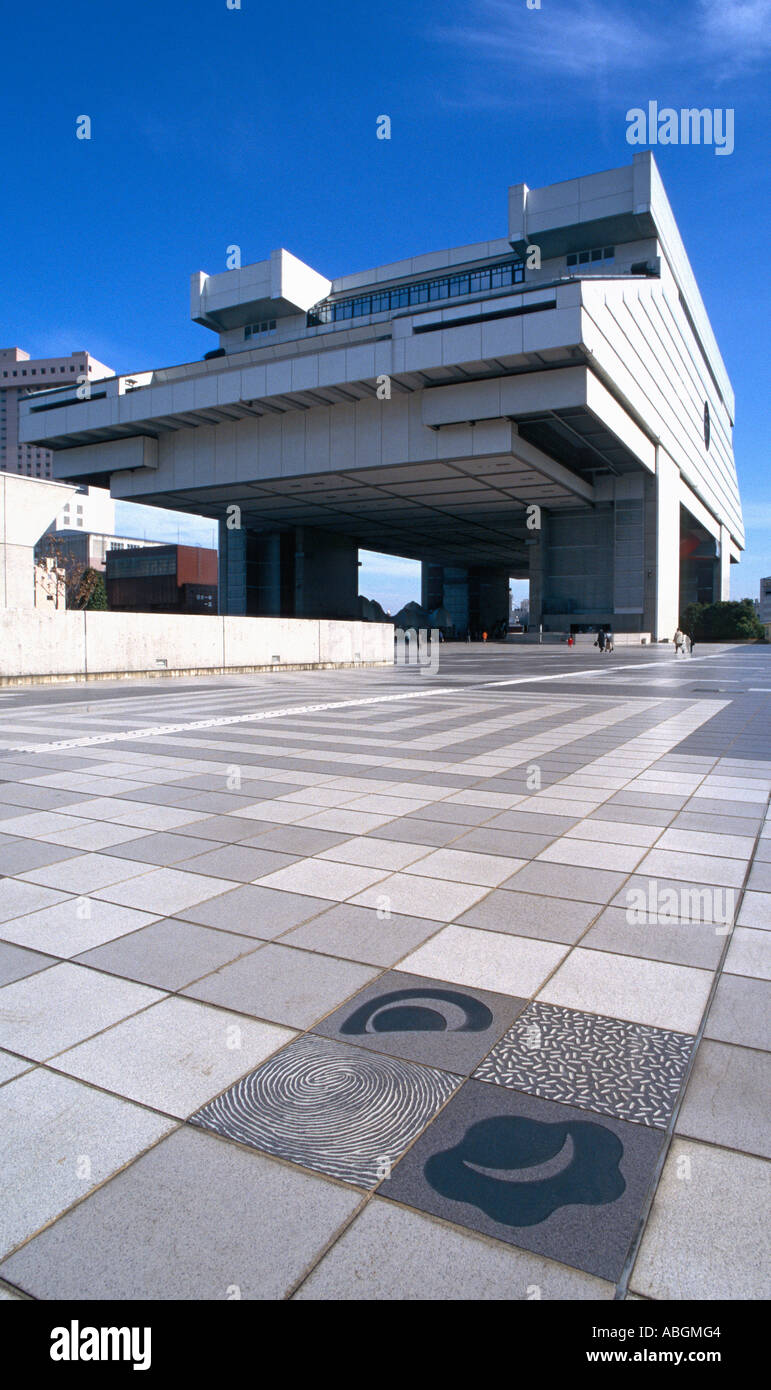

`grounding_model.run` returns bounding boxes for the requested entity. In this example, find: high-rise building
[0,347,113,479]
